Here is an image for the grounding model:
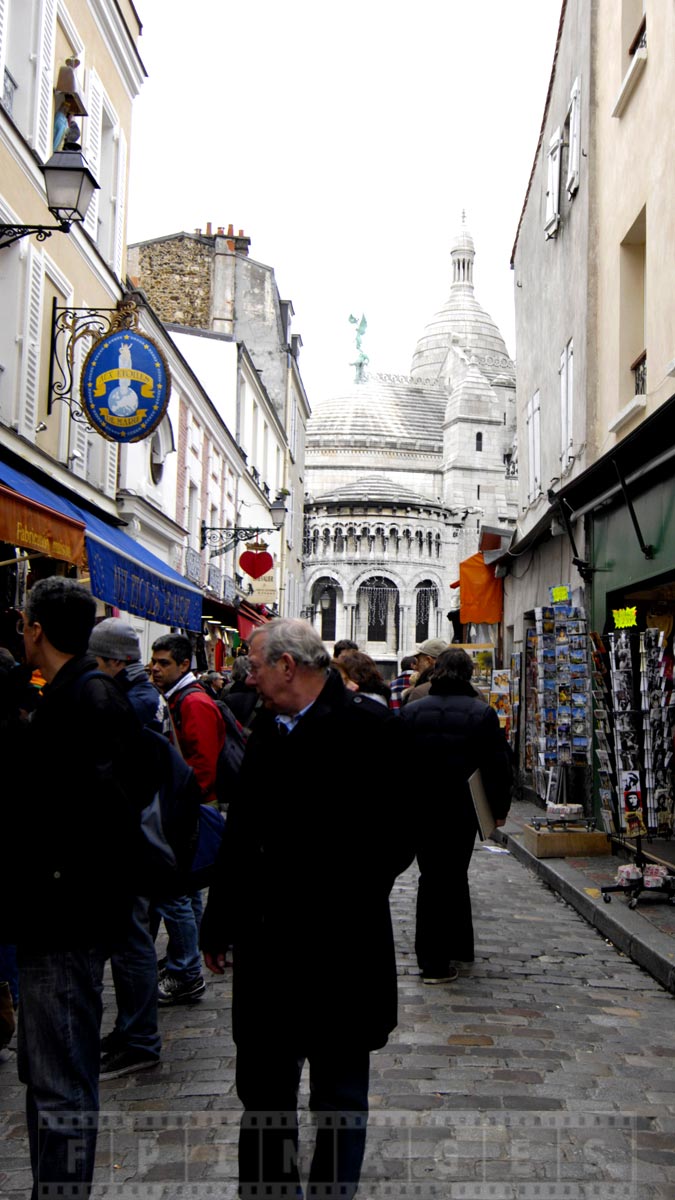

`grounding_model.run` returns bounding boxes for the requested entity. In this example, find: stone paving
[1,843,675,1198]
